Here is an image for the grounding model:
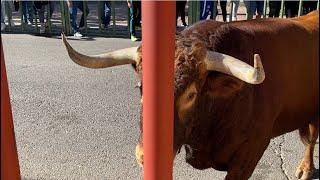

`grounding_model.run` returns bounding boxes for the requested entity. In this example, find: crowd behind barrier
[1,1,319,40]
